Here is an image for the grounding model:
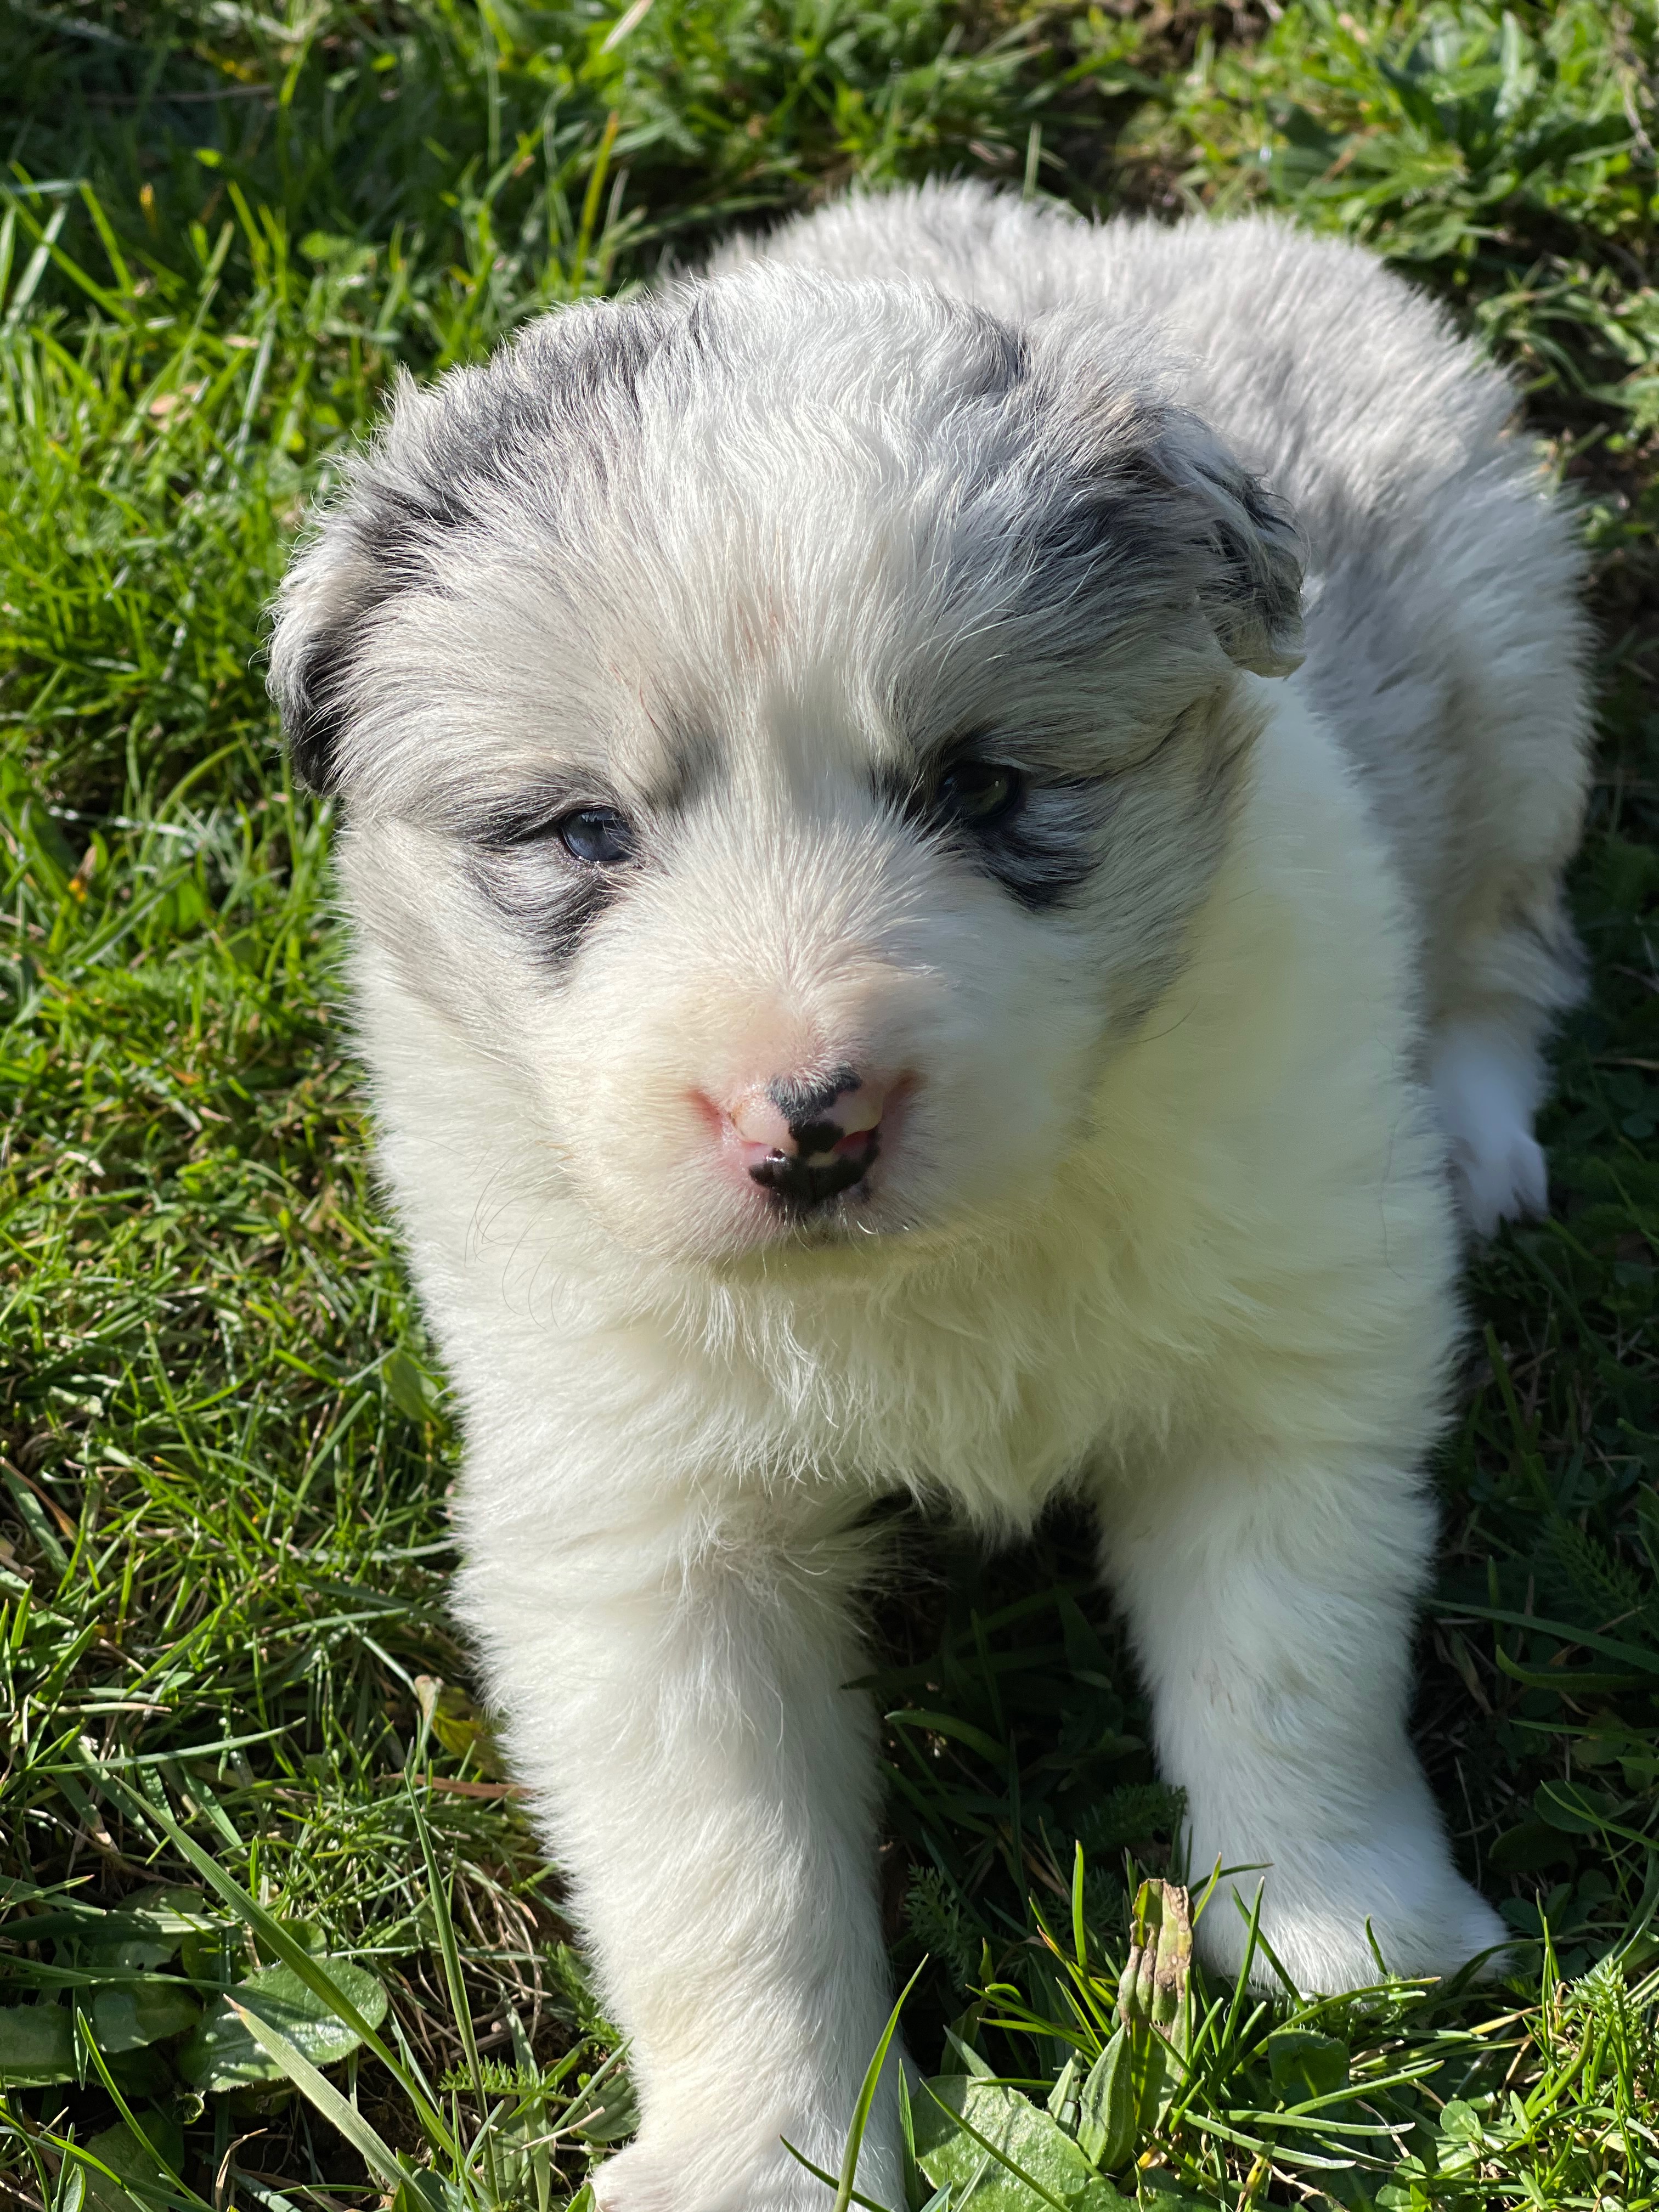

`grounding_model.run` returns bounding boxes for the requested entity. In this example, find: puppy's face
[271,273,1301,1265]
